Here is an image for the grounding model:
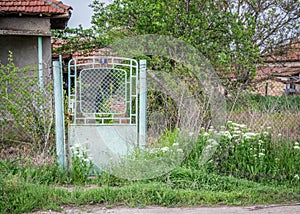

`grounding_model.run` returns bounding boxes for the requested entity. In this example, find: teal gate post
[53,58,66,168]
[139,60,147,147]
